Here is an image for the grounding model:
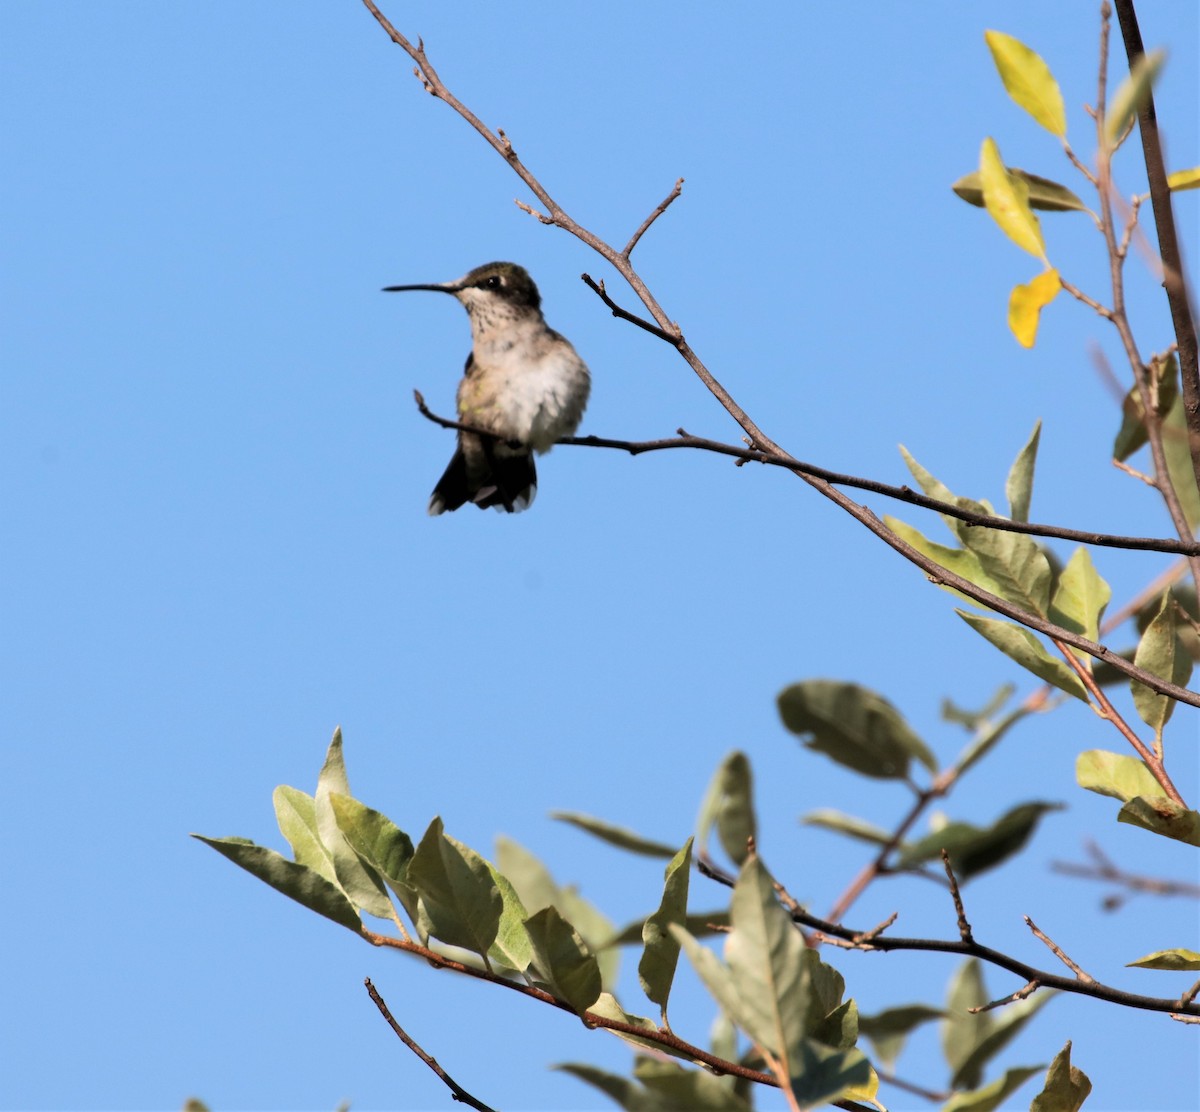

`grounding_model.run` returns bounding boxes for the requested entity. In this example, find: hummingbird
[384,261,591,515]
